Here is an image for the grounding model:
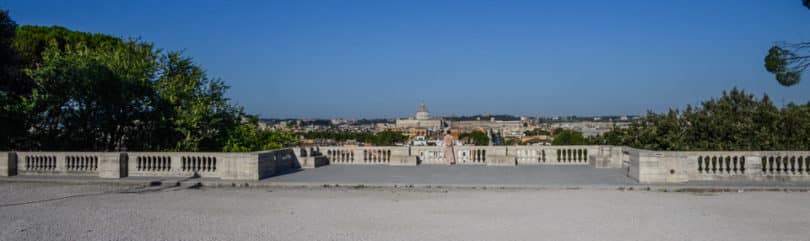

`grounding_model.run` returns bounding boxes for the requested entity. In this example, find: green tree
[369,130,408,146]
[763,2,809,86]
[3,24,270,152]
[224,116,298,152]
[593,88,810,151]
[0,9,27,149]
[552,129,585,145]
[459,130,489,145]
[152,52,242,151]
[23,39,157,150]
